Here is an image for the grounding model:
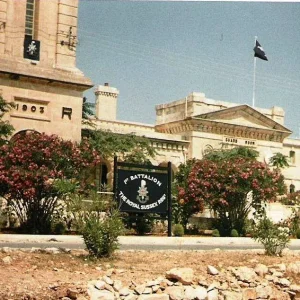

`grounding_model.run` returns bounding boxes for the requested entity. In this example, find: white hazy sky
[76,1,300,138]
